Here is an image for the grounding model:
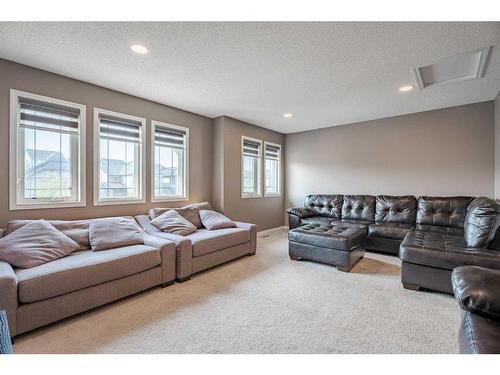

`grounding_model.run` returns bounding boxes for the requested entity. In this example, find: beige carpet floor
[13,228,459,353]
